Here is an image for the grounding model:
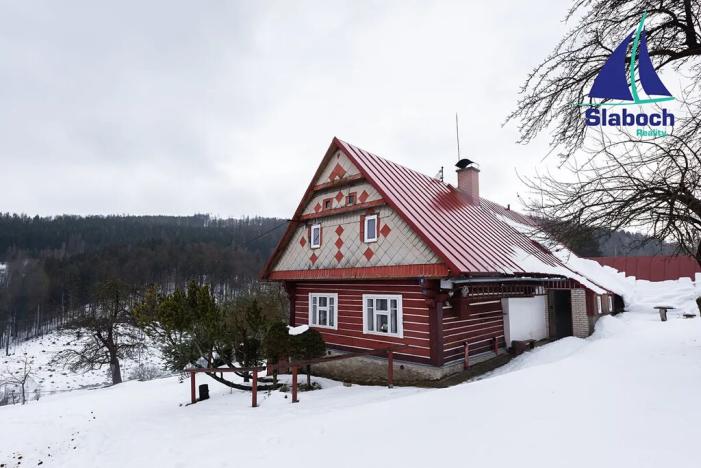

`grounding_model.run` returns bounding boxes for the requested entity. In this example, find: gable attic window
[363,294,403,337]
[323,198,333,210]
[346,192,356,206]
[364,214,378,243]
[310,224,321,248]
[309,293,337,329]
